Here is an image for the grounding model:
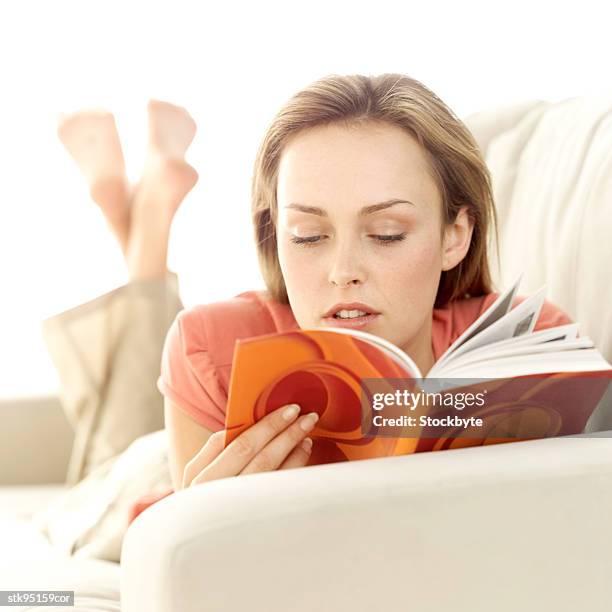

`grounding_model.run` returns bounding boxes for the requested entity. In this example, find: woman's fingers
[188,404,317,485]
[182,430,225,489]
[199,405,300,481]
[239,414,318,475]
[278,437,313,470]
